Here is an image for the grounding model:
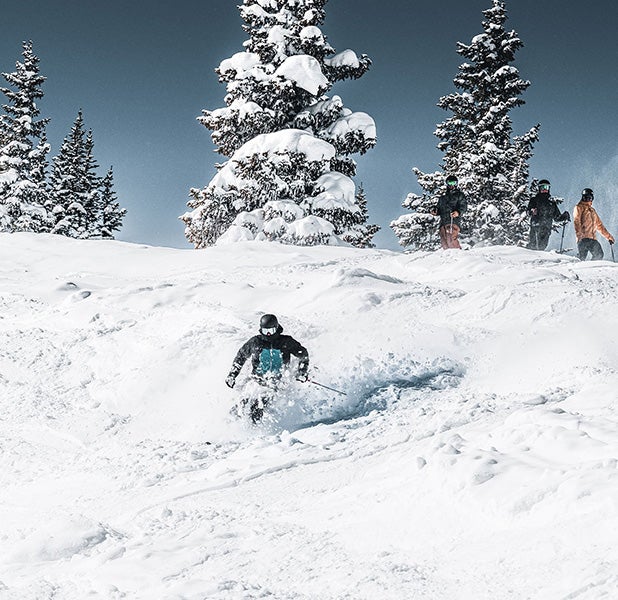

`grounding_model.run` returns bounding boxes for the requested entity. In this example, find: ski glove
[296,373,309,383]
[561,211,570,222]
[225,375,236,389]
